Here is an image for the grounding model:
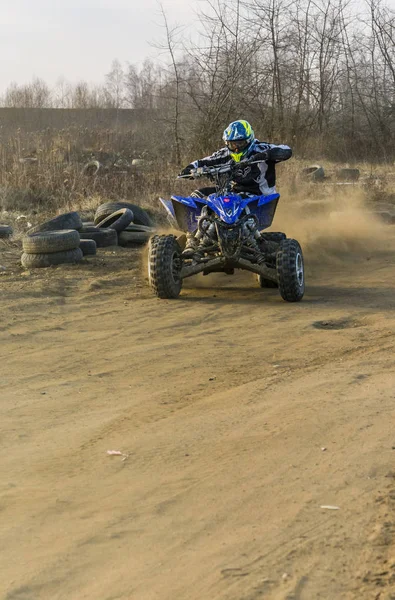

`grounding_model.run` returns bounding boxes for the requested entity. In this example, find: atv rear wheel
[148,235,183,299]
[260,232,286,244]
[276,239,305,302]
